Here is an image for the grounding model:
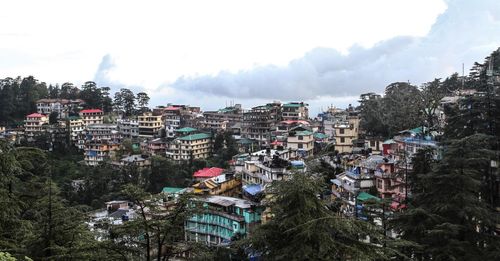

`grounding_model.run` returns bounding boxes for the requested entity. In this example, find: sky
[1,0,500,115]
